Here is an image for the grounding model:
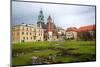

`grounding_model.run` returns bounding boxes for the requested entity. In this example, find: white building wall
[66,31,77,39]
